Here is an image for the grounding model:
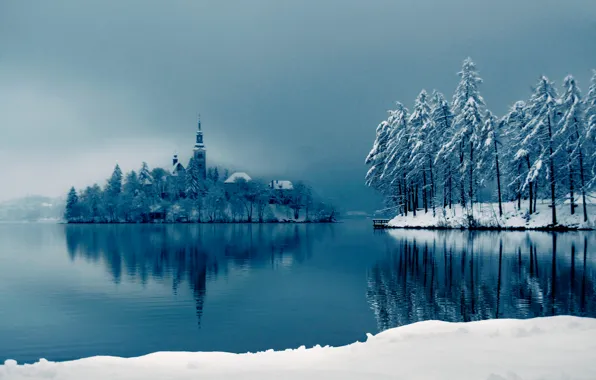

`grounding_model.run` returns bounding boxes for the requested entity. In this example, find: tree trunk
[547,115,557,225]
[403,175,408,217]
[494,137,503,216]
[411,184,417,217]
[429,158,435,216]
[576,127,588,222]
[526,156,533,214]
[516,162,522,210]
[469,141,474,214]
[423,171,428,214]
[448,167,453,209]
[460,143,466,208]
[579,148,588,222]
[569,156,575,215]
